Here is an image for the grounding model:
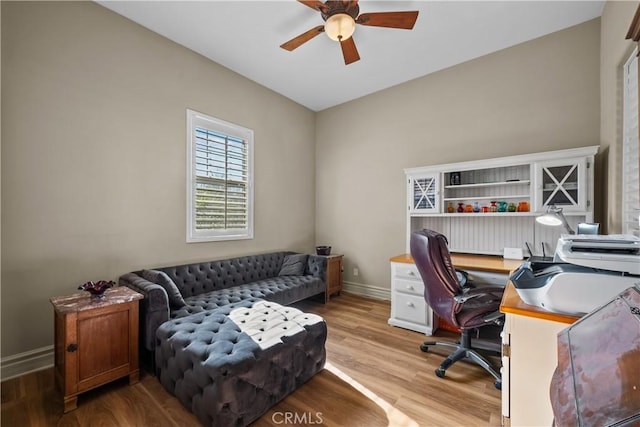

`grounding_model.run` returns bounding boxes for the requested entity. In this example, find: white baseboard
[1,345,54,381]
[343,281,390,301]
